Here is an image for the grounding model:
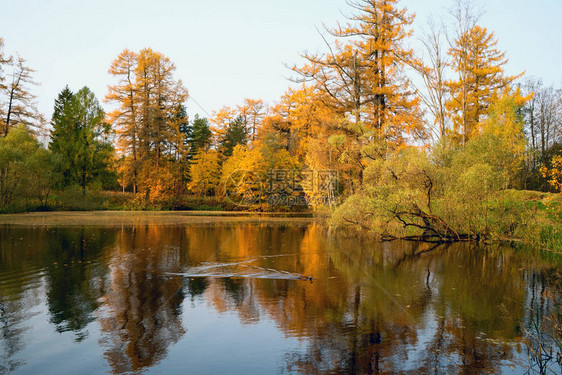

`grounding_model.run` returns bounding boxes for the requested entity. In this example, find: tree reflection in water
[0,226,115,372]
[97,226,186,373]
[0,221,559,374]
